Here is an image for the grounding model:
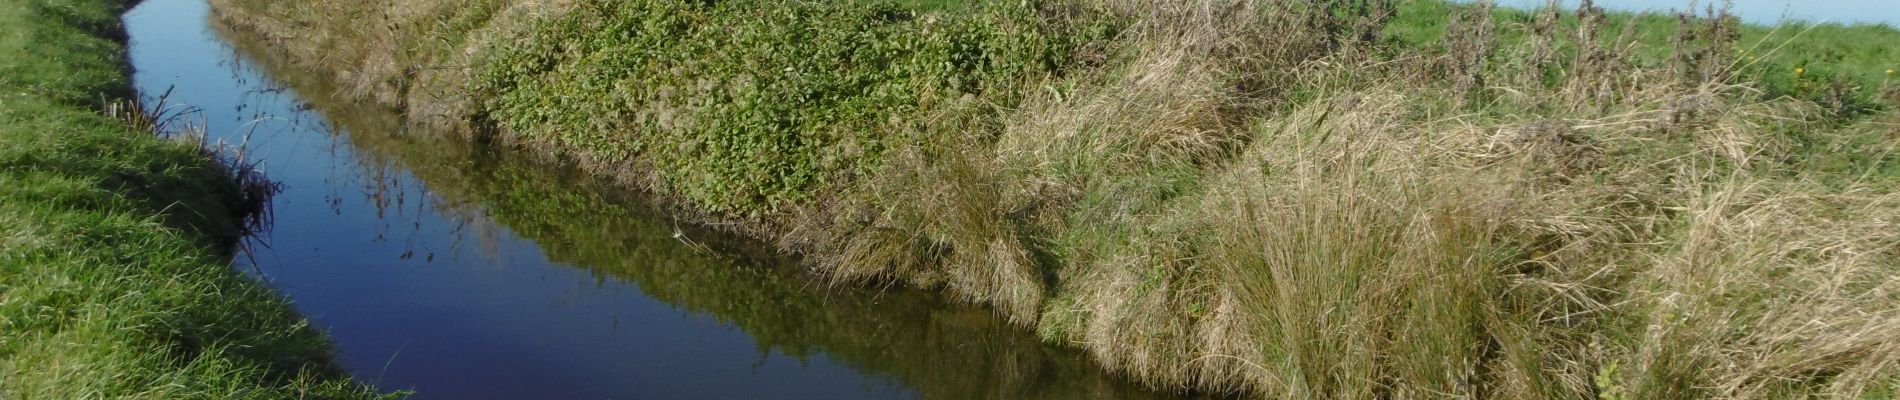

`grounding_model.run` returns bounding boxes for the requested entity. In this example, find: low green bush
[477,0,1119,215]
